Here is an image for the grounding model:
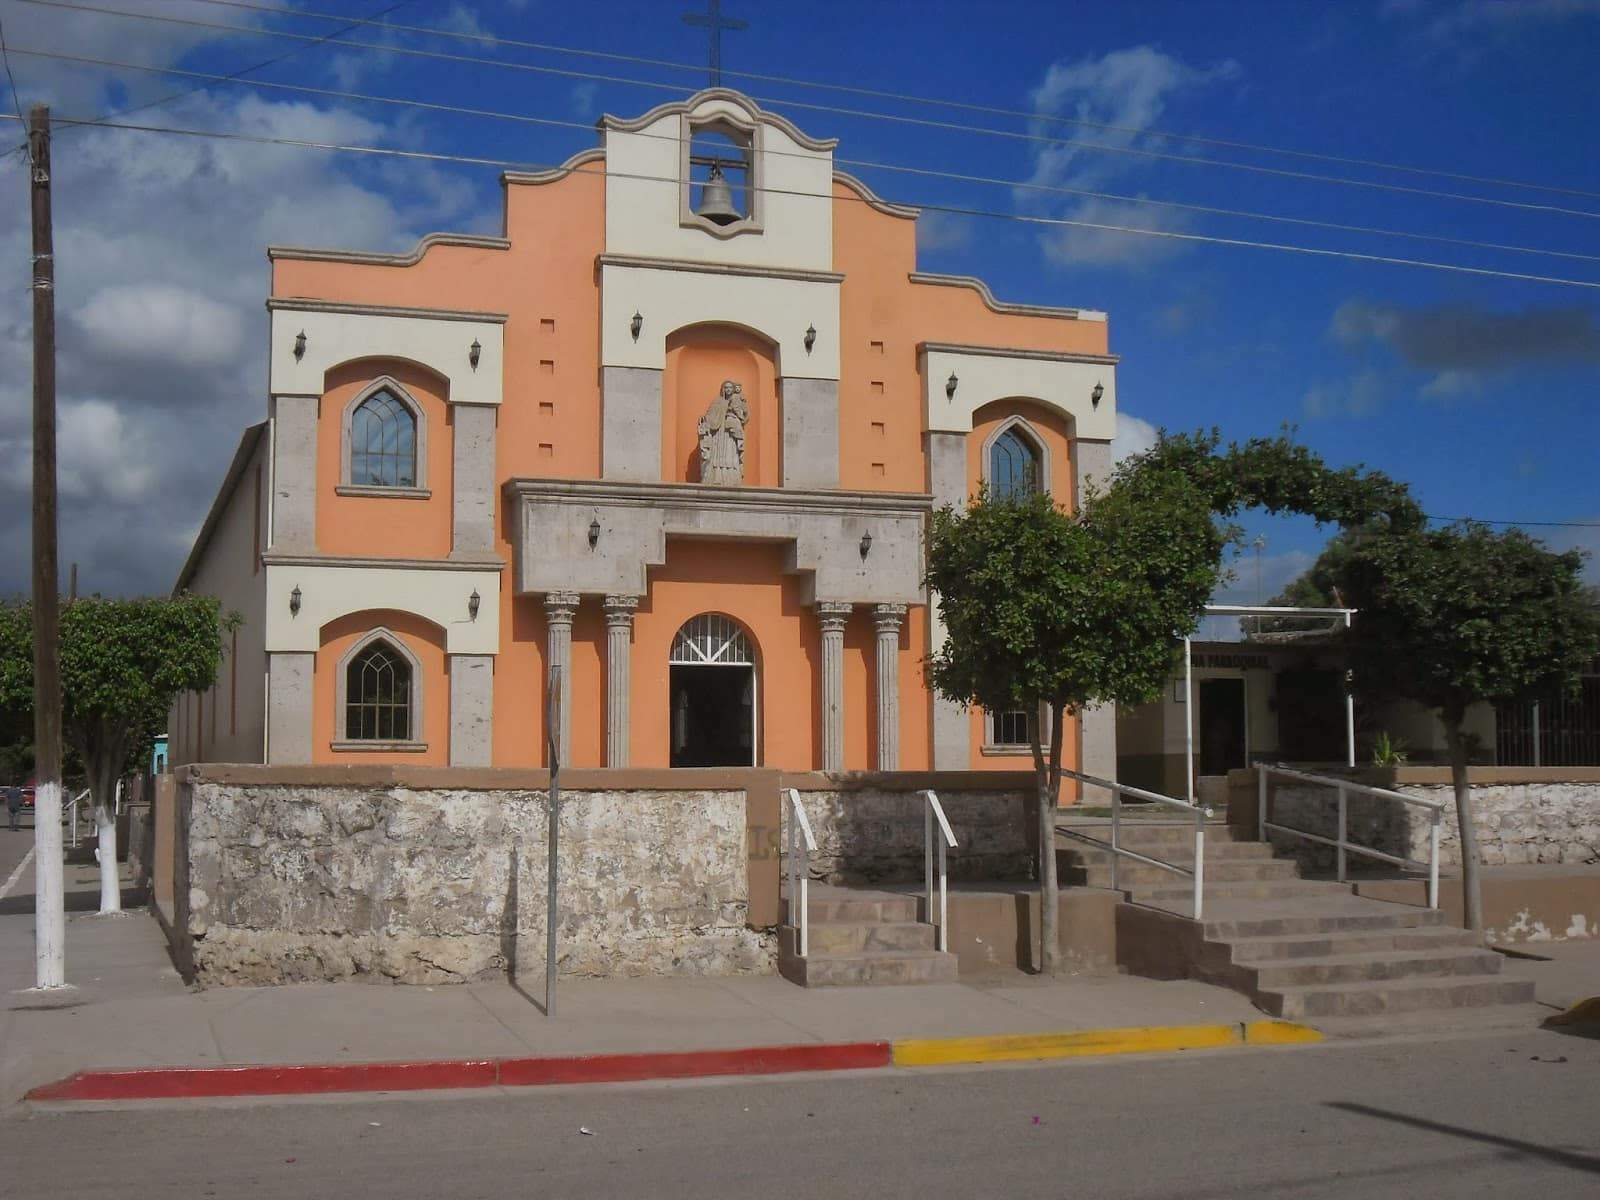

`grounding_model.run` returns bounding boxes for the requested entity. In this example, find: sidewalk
[3,890,1287,1106]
